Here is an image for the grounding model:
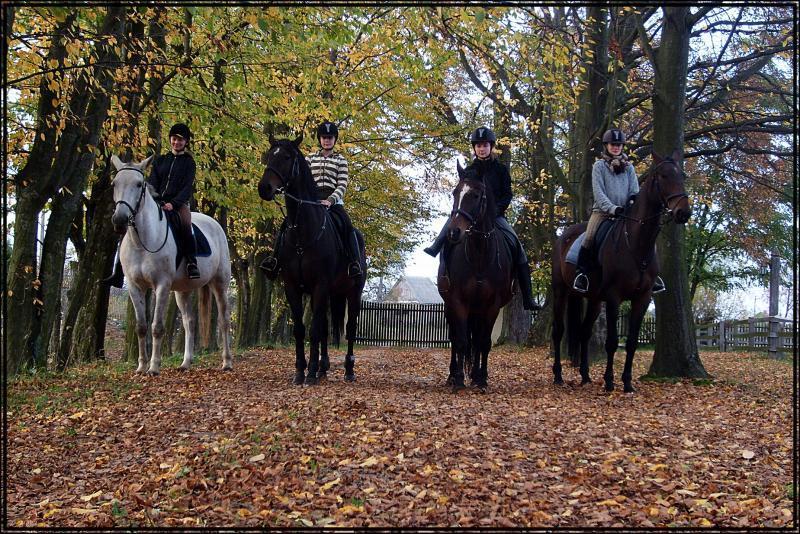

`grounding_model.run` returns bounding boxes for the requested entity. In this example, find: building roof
[383,276,443,304]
